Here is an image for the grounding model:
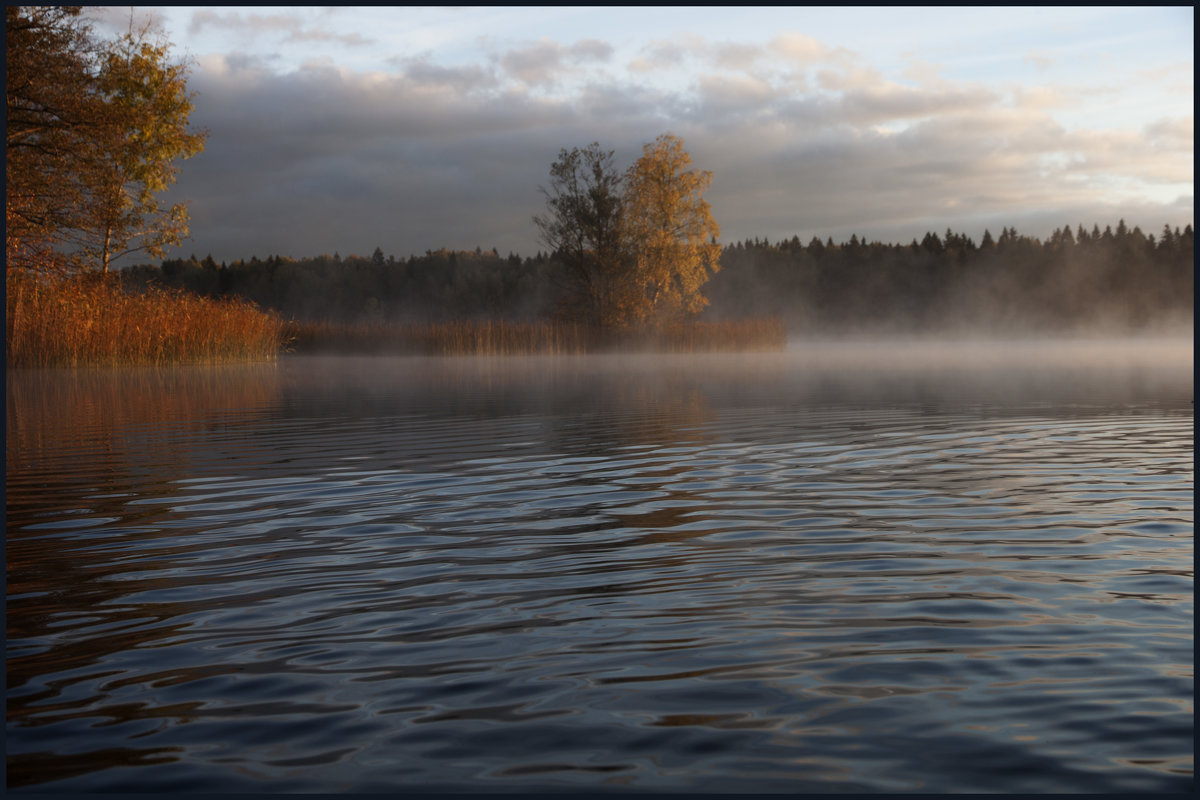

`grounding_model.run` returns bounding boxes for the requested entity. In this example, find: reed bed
[622,318,787,353]
[284,317,785,355]
[285,320,590,355]
[7,270,284,367]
